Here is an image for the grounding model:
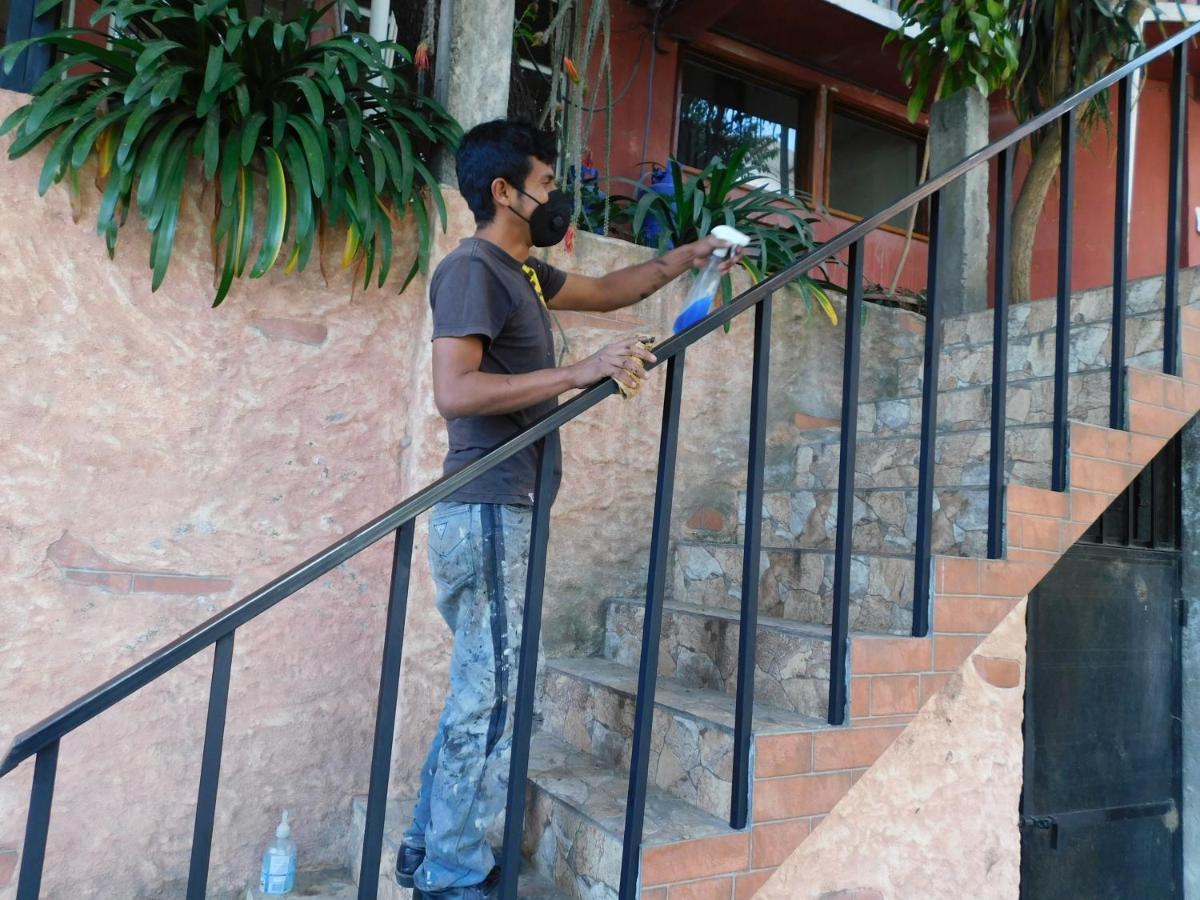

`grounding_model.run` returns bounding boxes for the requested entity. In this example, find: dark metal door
[1021,438,1183,899]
